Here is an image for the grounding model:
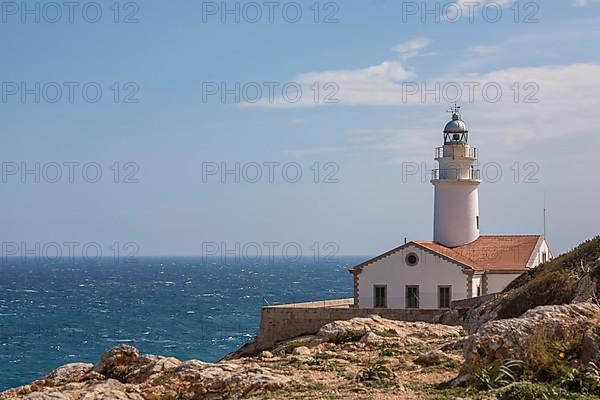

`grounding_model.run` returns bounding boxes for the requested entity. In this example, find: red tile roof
[351,235,544,274]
